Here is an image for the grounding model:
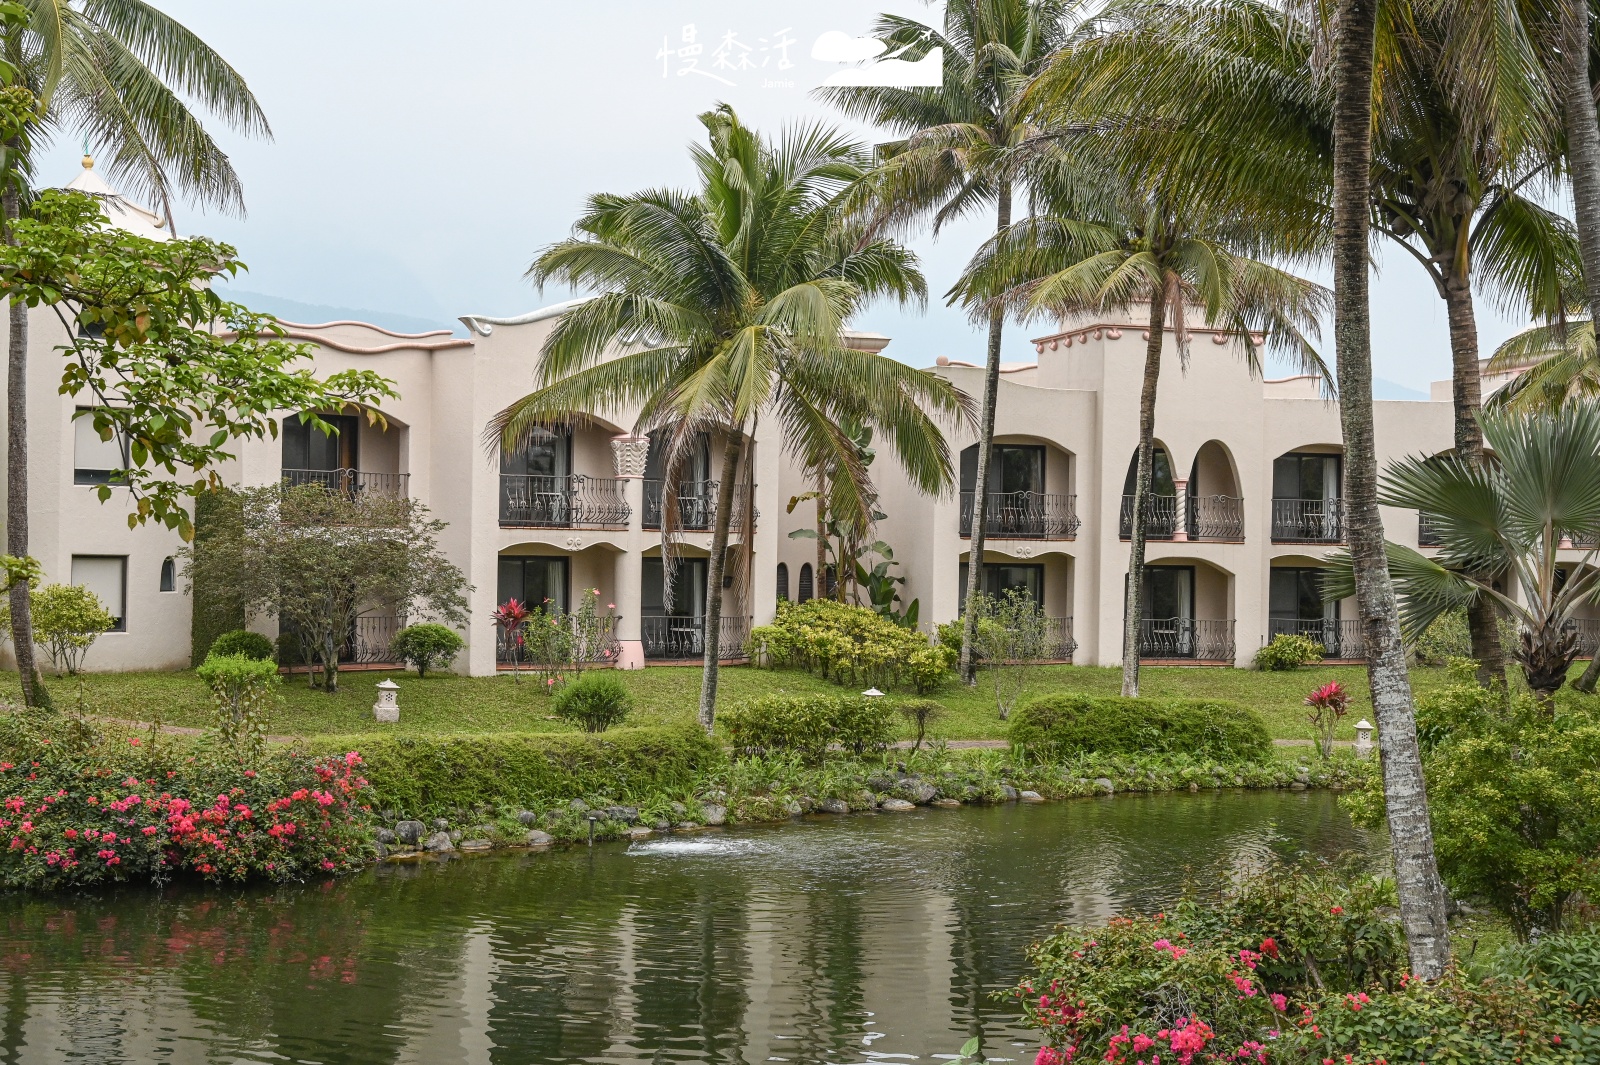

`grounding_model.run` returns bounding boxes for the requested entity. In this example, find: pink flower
[1271,994,1287,1012]
[127,738,141,746]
